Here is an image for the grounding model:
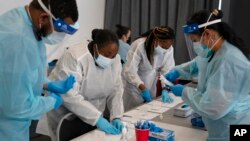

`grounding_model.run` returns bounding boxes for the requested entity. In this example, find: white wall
[0,0,30,14]
[0,0,106,62]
